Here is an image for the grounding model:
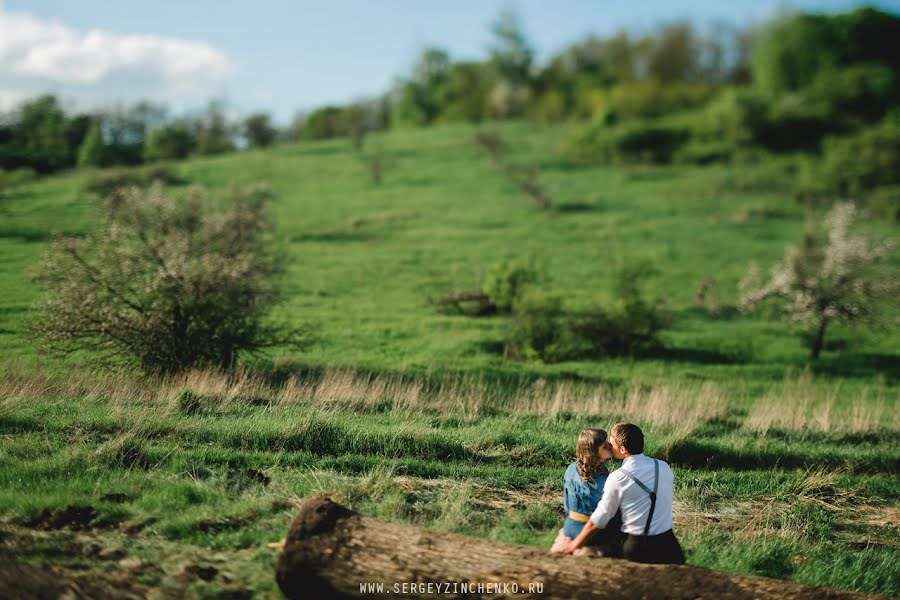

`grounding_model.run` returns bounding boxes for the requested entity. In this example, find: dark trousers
[581,512,624,557]
[622,529,685,565]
